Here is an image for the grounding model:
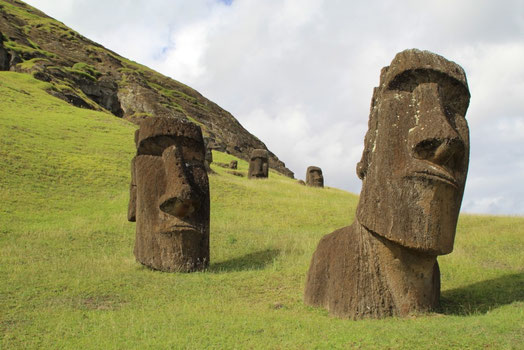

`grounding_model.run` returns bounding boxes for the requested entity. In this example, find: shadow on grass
[440,272,524,315]
[210,249,280,272]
